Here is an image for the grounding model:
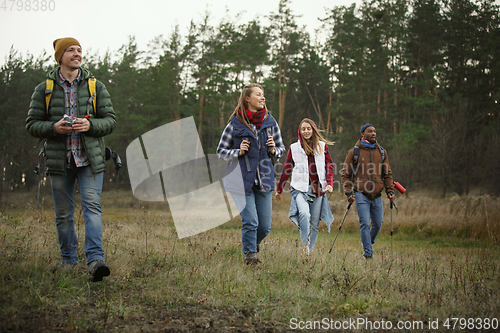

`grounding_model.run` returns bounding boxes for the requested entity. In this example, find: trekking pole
[390,202,393,255]
[390,201,398,255]
[329,203,352,253]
